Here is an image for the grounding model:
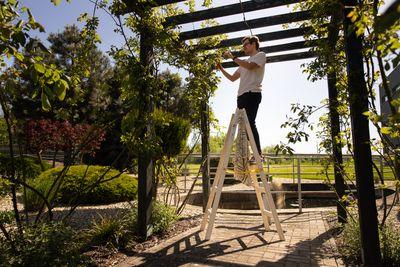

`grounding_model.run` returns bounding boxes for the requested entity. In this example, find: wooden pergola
[121,0,399,265]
